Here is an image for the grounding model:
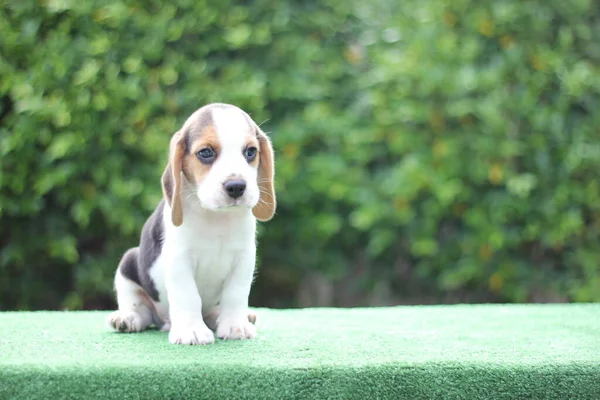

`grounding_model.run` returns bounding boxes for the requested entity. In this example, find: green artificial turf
[1,304,599,399]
